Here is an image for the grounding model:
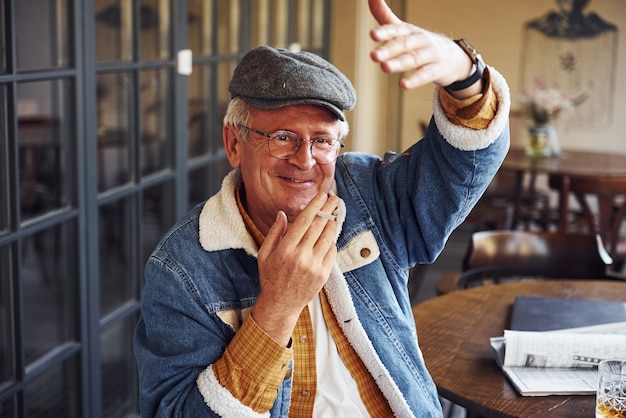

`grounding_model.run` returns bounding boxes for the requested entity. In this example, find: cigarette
[300,204,337,221]
[315,211,337,221]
